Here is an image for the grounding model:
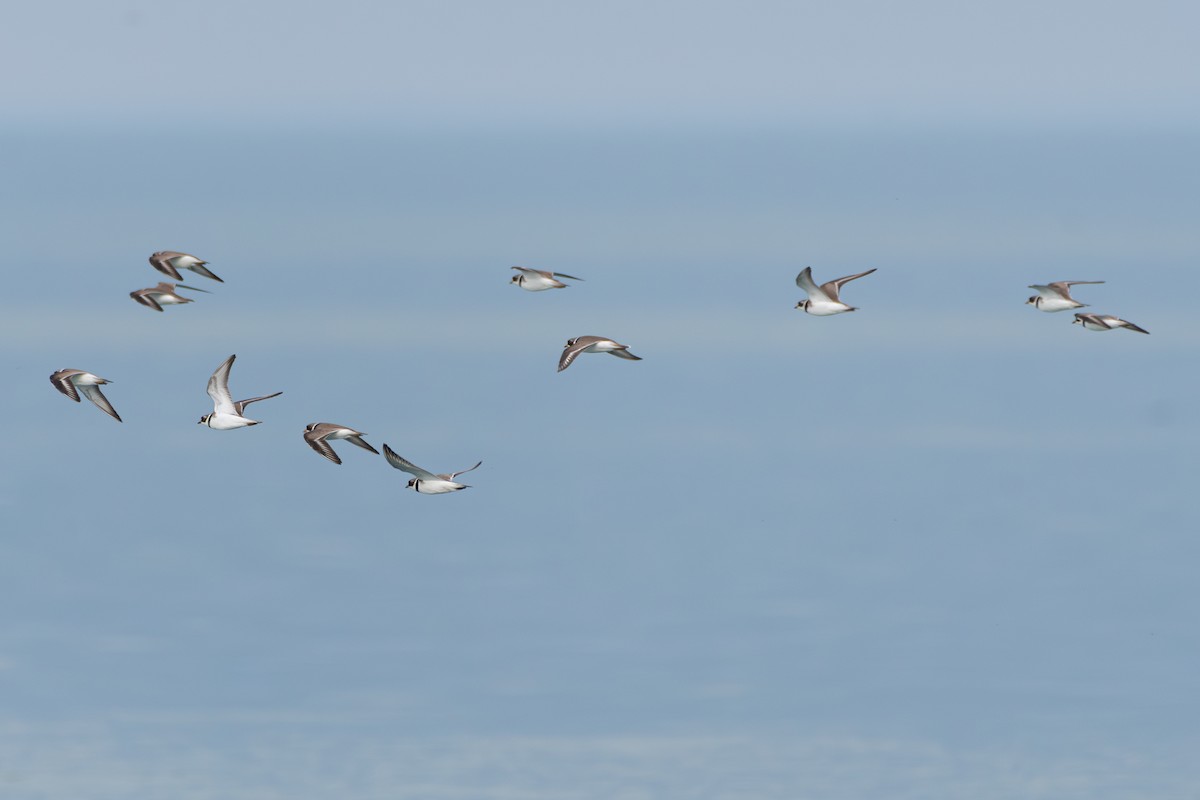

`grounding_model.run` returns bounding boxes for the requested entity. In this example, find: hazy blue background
[3,2,1199,798]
